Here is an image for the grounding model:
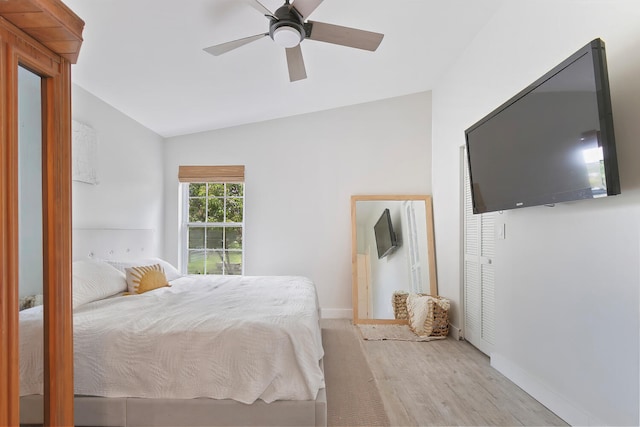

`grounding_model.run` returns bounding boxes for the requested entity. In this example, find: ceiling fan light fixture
[272,26,303,48]
[203,0,385,82]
